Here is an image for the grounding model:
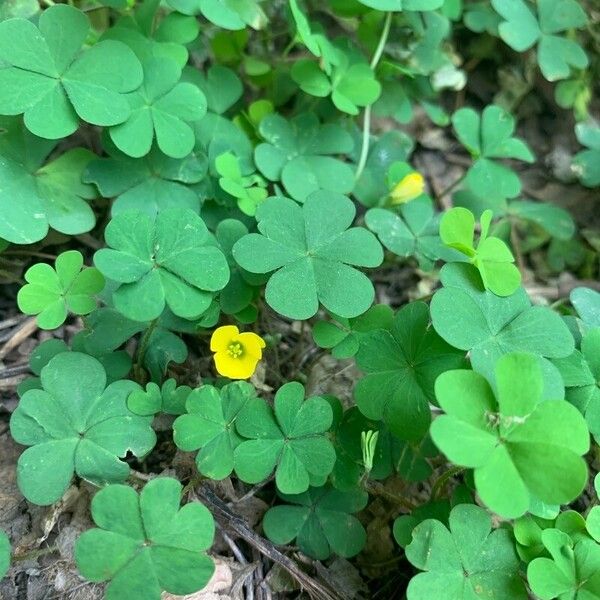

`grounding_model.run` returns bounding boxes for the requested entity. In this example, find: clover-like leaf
[94,209,230,322]
[0,117,97,244]
[573,122,600,188]
[527,529,600,600]
[571,287,600,329]
[292,50,381,116]
[174,382,255,480]
[254,113,355,201]
[215,152,267,216]
[84,143,206,217]
[167,0,267,30]
[431,352,589,518]
[491,0,588,81]
[430,263,574,380]
[75,478,215,600]
[452,105,535,199]
[18,251,104,330]
[440,207,521,296]
[552,328,600,441]
[110,57,207,159]
[0,5,143,138]
[128,379,192,416]
[9,352,156,505]
[313,304,394,359]
[355,301,465,441]
[0,530,9,580]
[405,504,527,599]
[357,0,443,10]
[233,193,383,320]
[233,382,336,494]
[263,486,368,560]
[366,197,450,270]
